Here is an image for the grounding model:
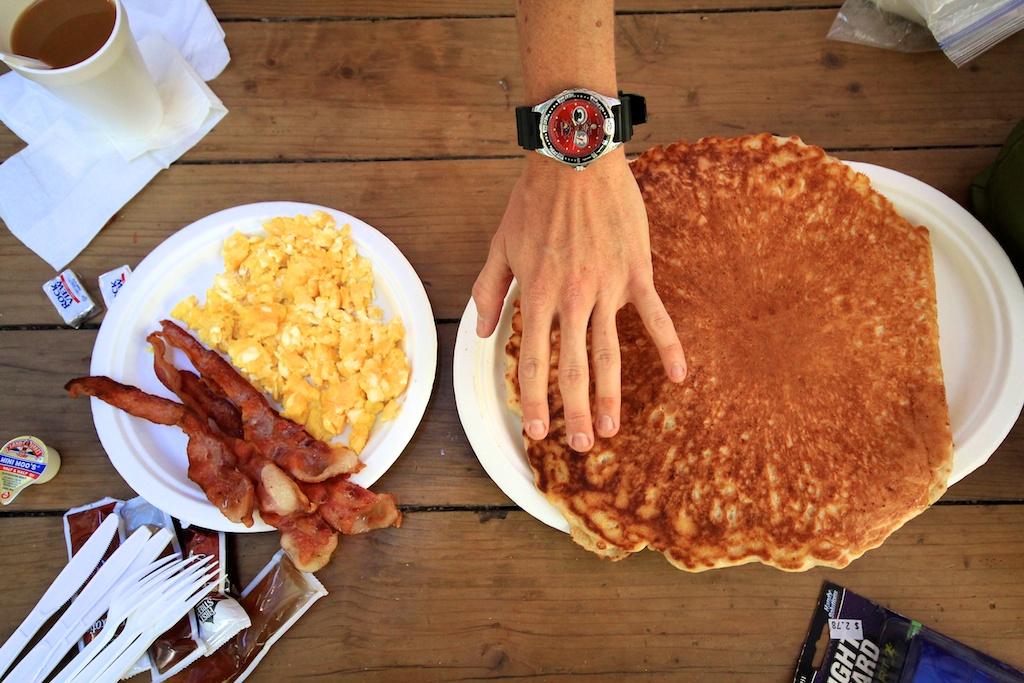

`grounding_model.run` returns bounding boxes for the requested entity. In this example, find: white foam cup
[0,0,164,140]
